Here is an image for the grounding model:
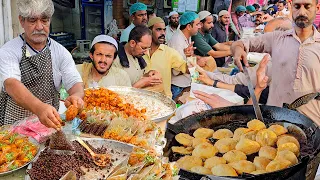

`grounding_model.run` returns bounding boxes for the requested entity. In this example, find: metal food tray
[25,137,134,180]
[90,86,176,122]
[0,137,40,177]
